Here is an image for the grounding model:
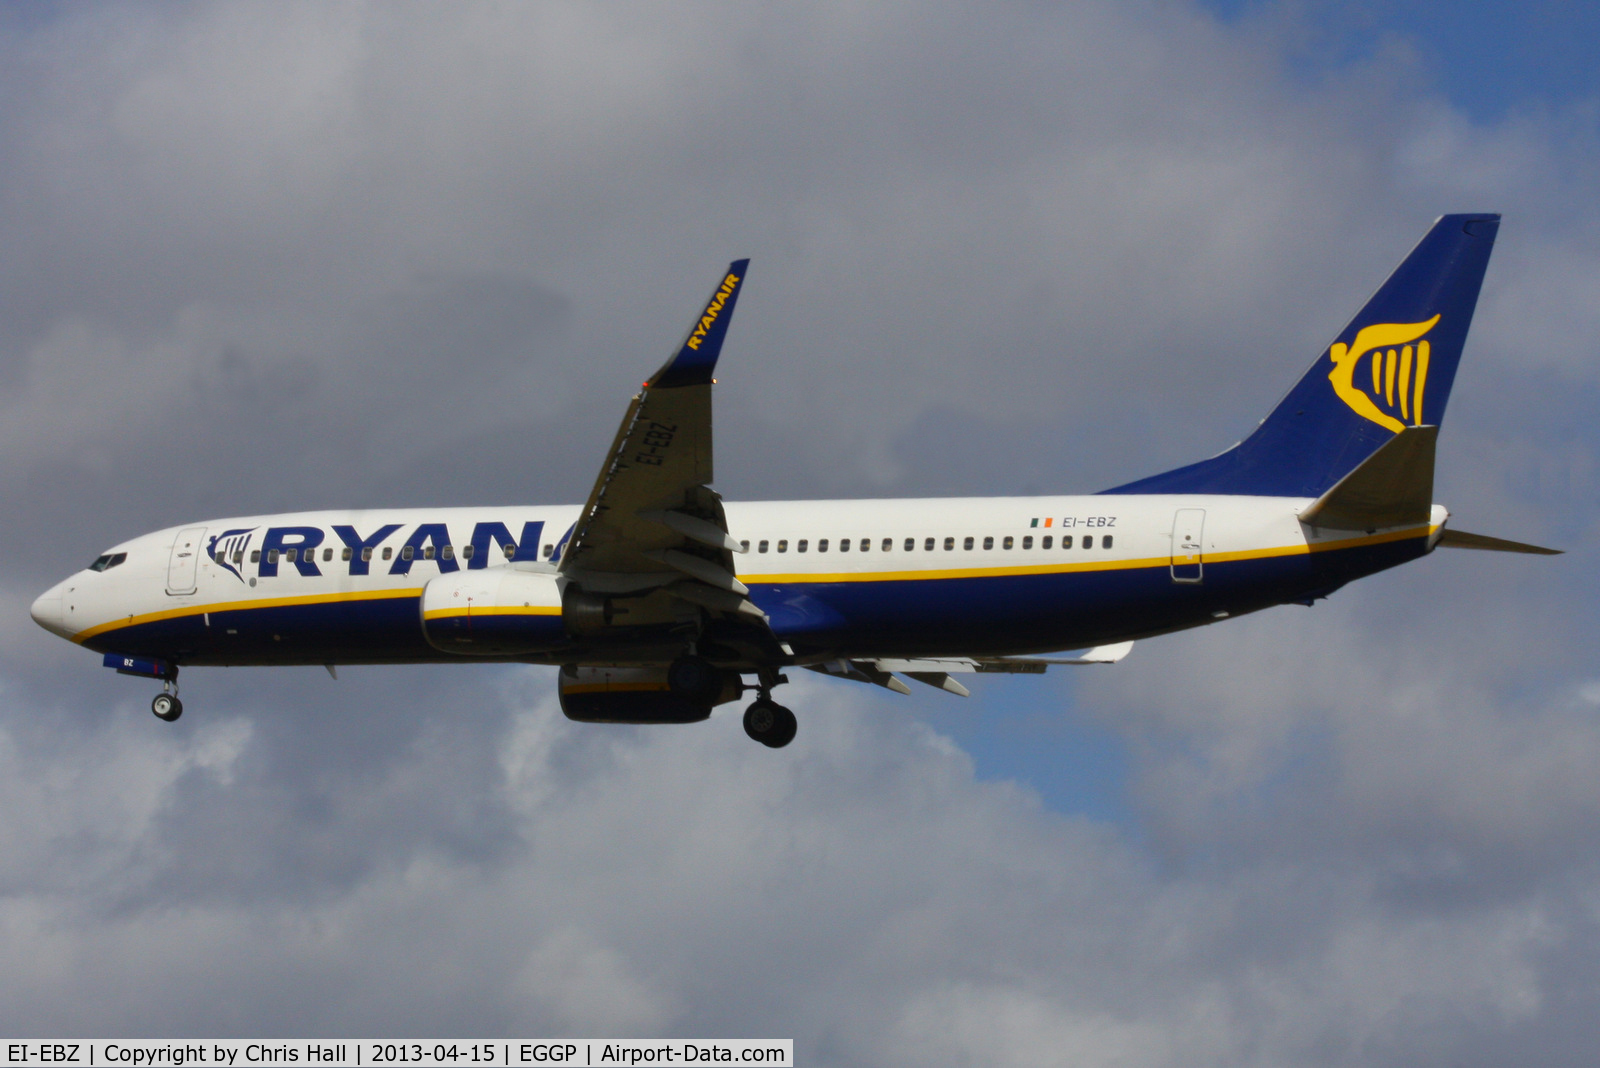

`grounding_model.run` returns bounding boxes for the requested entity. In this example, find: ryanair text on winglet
[685,272,741,351]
